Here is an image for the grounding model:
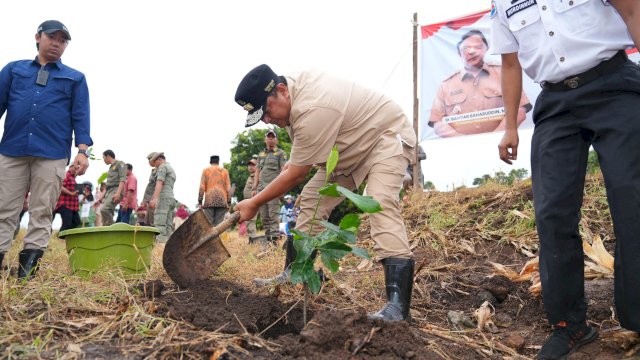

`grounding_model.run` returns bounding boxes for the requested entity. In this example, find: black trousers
[56,206,81,232]
[531,59,640,331]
